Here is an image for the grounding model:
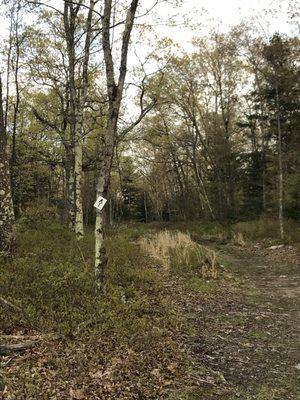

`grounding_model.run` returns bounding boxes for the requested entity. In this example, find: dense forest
[0,0,299,398]
[0,1,299,245]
